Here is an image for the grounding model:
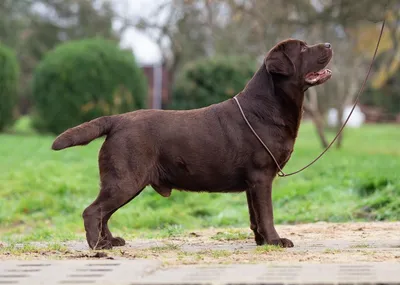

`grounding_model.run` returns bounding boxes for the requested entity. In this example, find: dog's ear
[265,50,295,76]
